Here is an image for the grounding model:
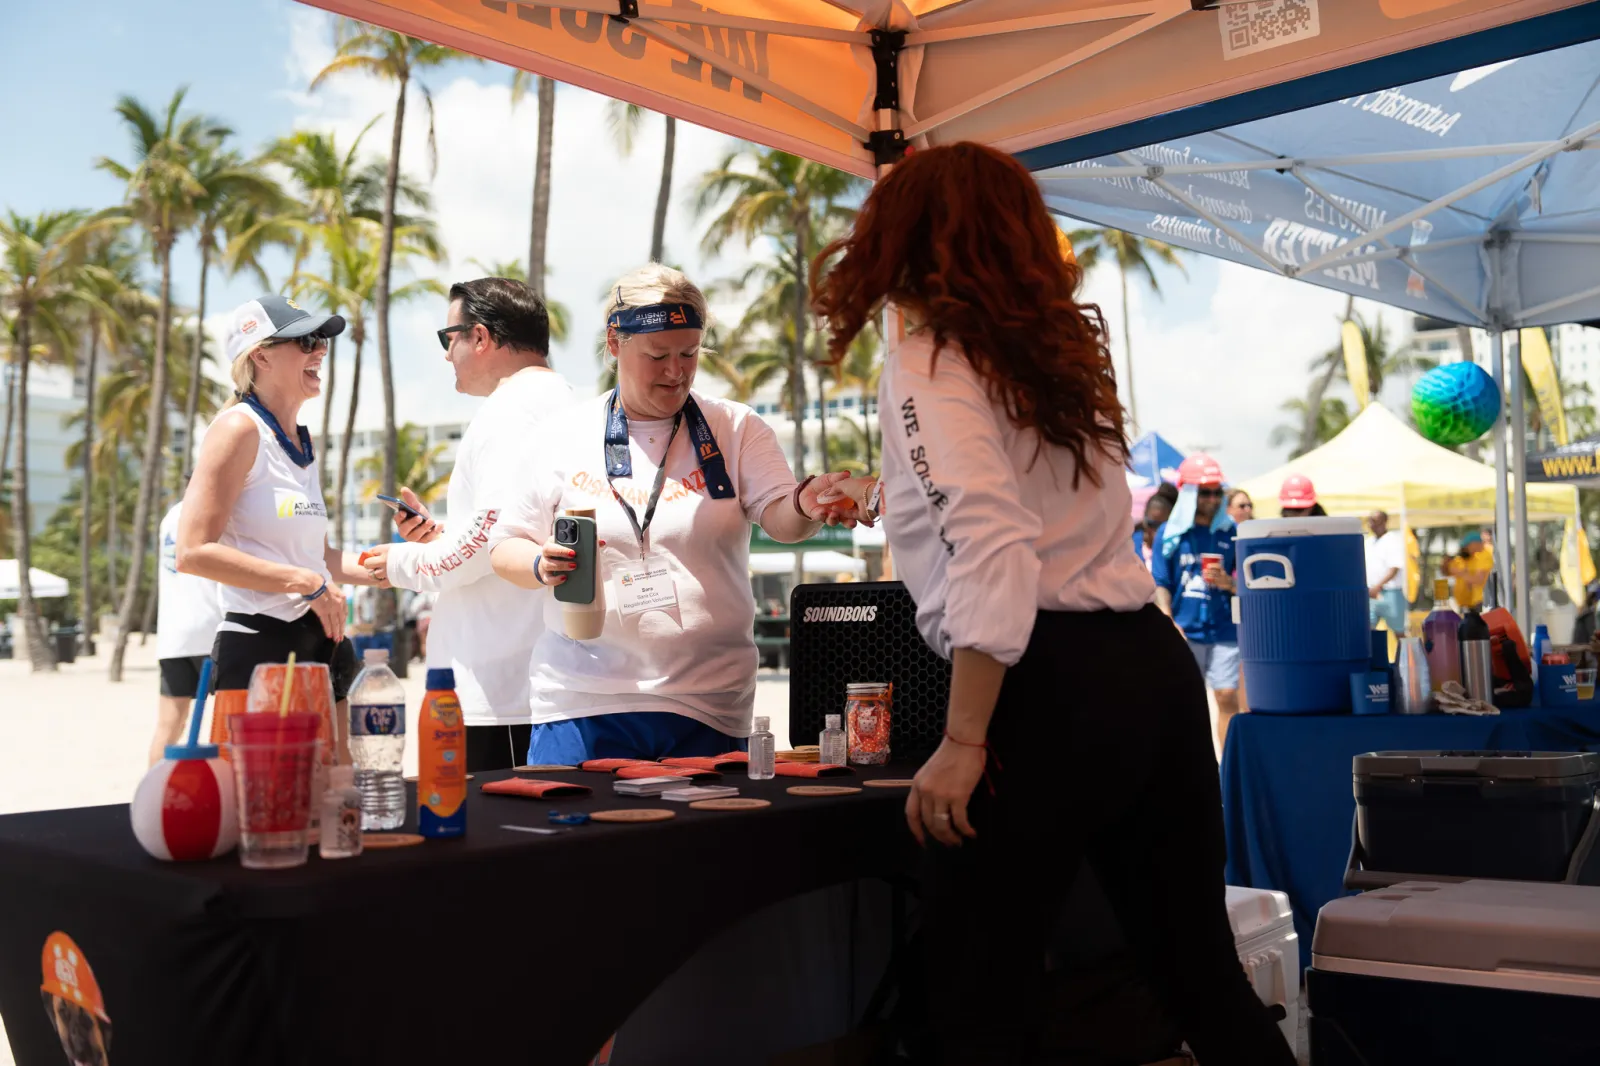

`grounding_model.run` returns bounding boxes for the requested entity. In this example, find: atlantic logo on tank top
[273,488,326,520]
